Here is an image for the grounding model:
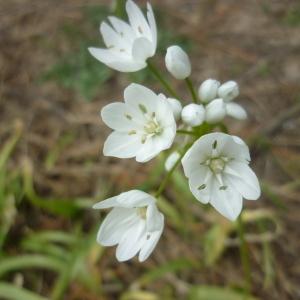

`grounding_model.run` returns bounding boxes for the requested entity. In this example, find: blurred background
[0,0,300,299]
